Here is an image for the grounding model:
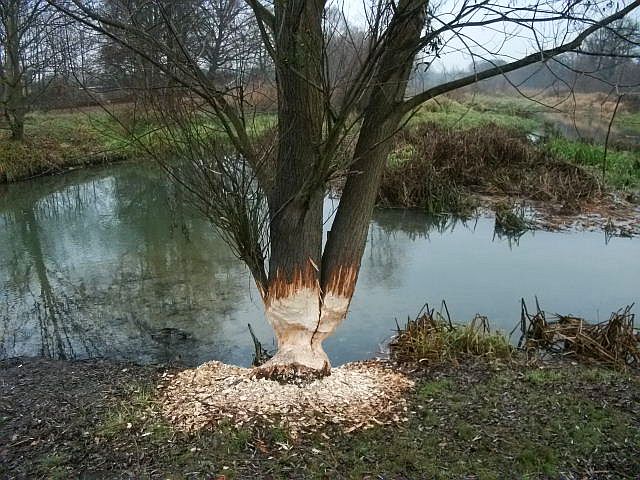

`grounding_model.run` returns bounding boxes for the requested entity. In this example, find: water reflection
[0,165,268,366]
[542,113,640,148]
[1,163,639,366]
